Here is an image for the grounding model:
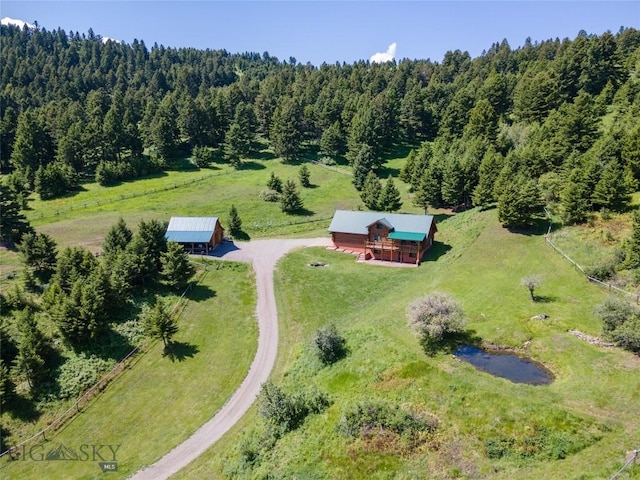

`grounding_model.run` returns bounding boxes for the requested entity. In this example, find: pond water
[454,345,553,385]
